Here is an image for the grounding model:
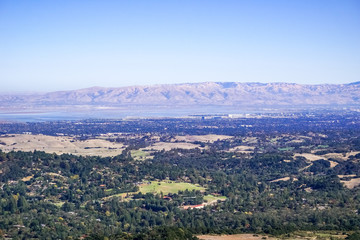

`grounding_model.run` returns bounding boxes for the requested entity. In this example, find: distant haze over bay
[0,82,359,120]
